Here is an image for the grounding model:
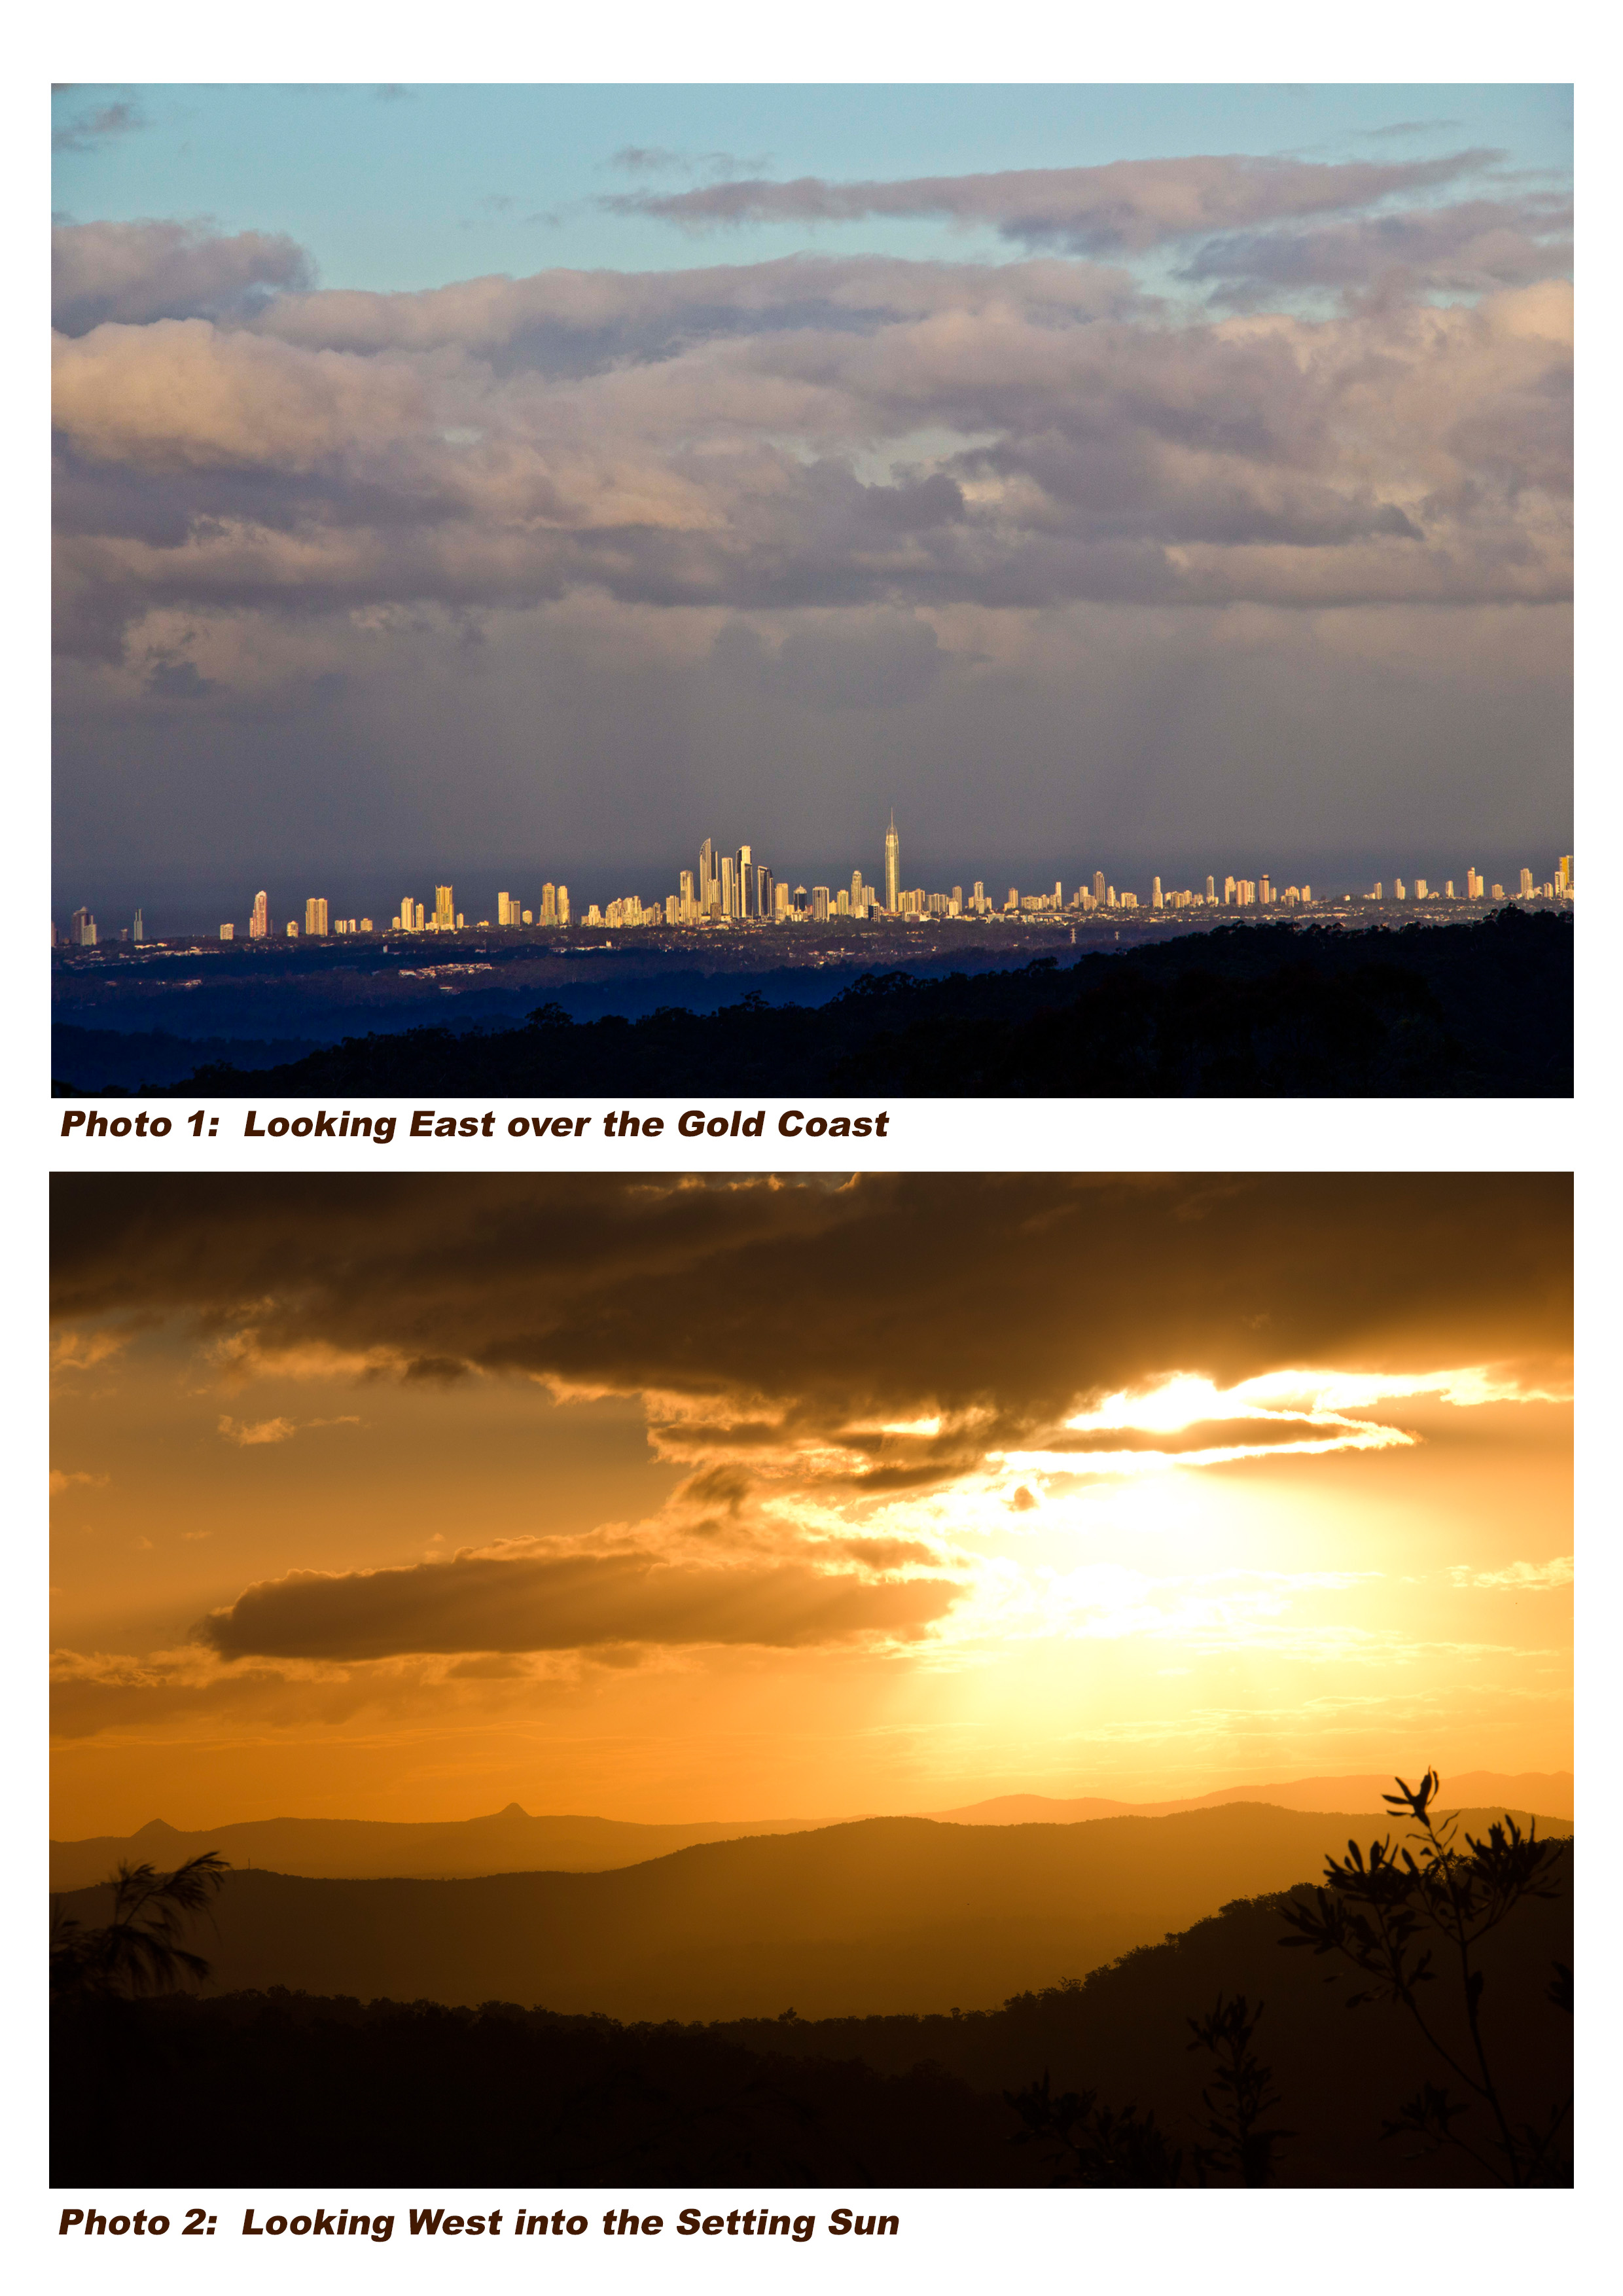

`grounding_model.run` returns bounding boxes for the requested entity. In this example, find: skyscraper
[884,811,900,914]
[1093,869,1105,904]
[736,844,753,918]
[435,886,455,931]
[1519,867,1534,899]
[719,854,735,917]
[1152,876,1164,910]
[305,896,329,937]
[132,908,145,944]
[250,889,268,940]
[699,839,715,914]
